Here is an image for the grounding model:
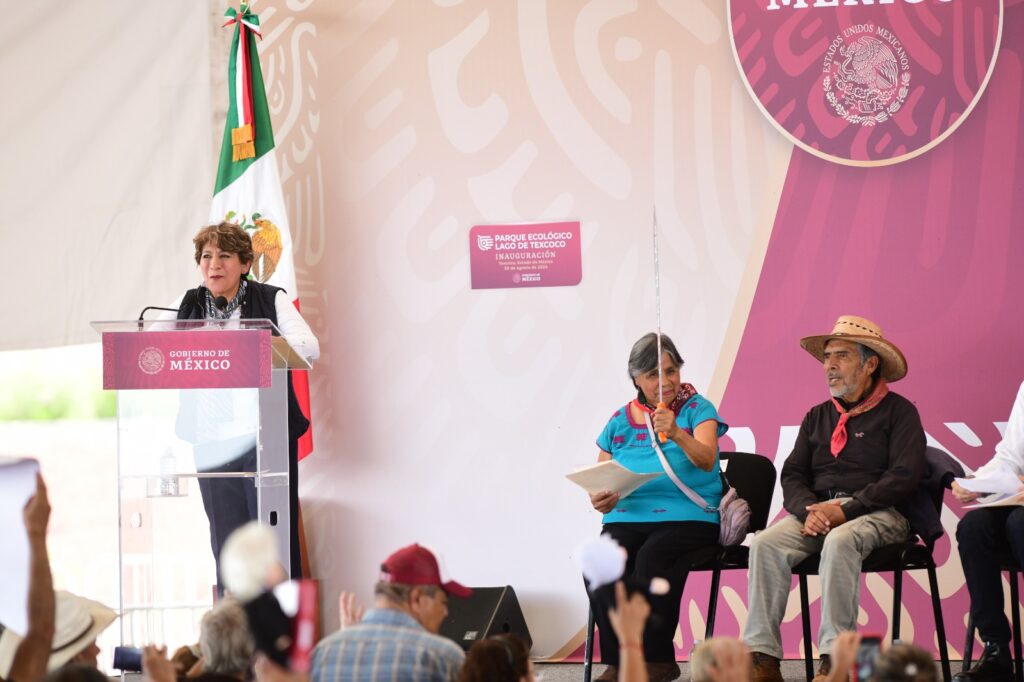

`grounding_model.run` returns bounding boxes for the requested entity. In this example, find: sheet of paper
[965,491,1024,509]
[956,470,1022,496]
[0,457,40,637]
[565,460,661,498]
